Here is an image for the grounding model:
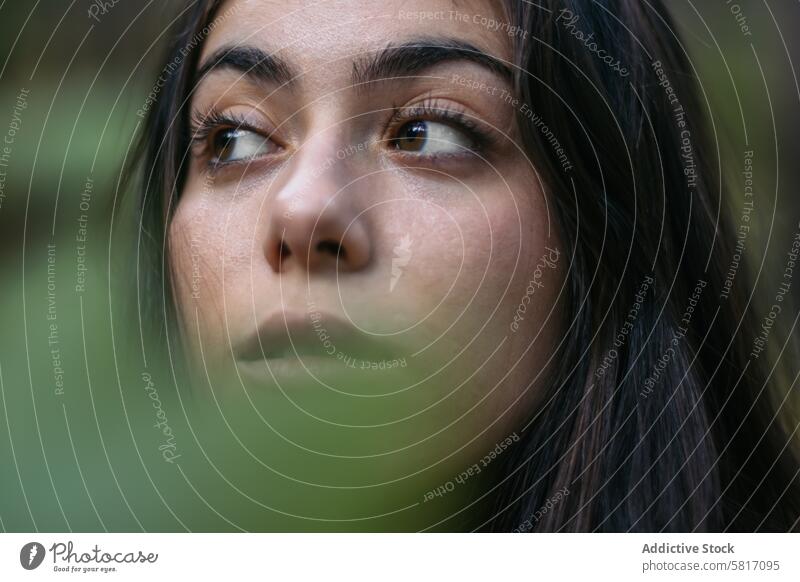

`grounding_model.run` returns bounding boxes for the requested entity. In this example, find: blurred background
[0,0,798,531]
